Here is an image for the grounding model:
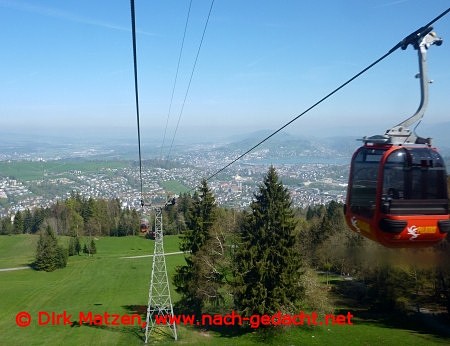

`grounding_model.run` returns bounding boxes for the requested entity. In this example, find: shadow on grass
[123,301,268,341]
[70,318,143,341]
[173,301,252,338]
[172,300,296,342]
[67,305,147,342]
[123,304,147,316]
[122,304,180,343]
[332,279,450,340]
